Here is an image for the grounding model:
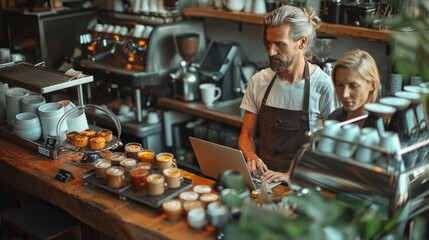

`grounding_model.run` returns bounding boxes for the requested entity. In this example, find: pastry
[80,129,96,138]
[66,131,80,142]
[97,129,113,142]
[73,134,89,148]
[90,136,106,150]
